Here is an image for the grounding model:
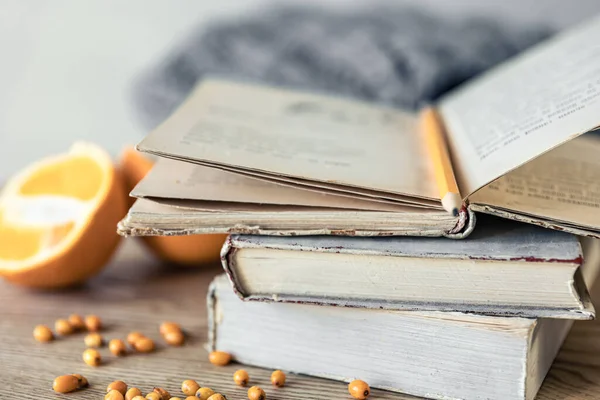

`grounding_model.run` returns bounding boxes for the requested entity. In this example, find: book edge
[469,203,600,239]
